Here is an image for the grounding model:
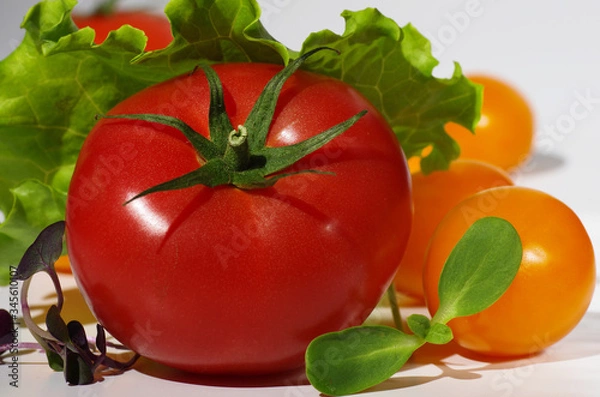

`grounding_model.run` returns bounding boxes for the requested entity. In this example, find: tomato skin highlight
[423,186,595,357]
[66,63,412,374]
[72,11,172,50]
